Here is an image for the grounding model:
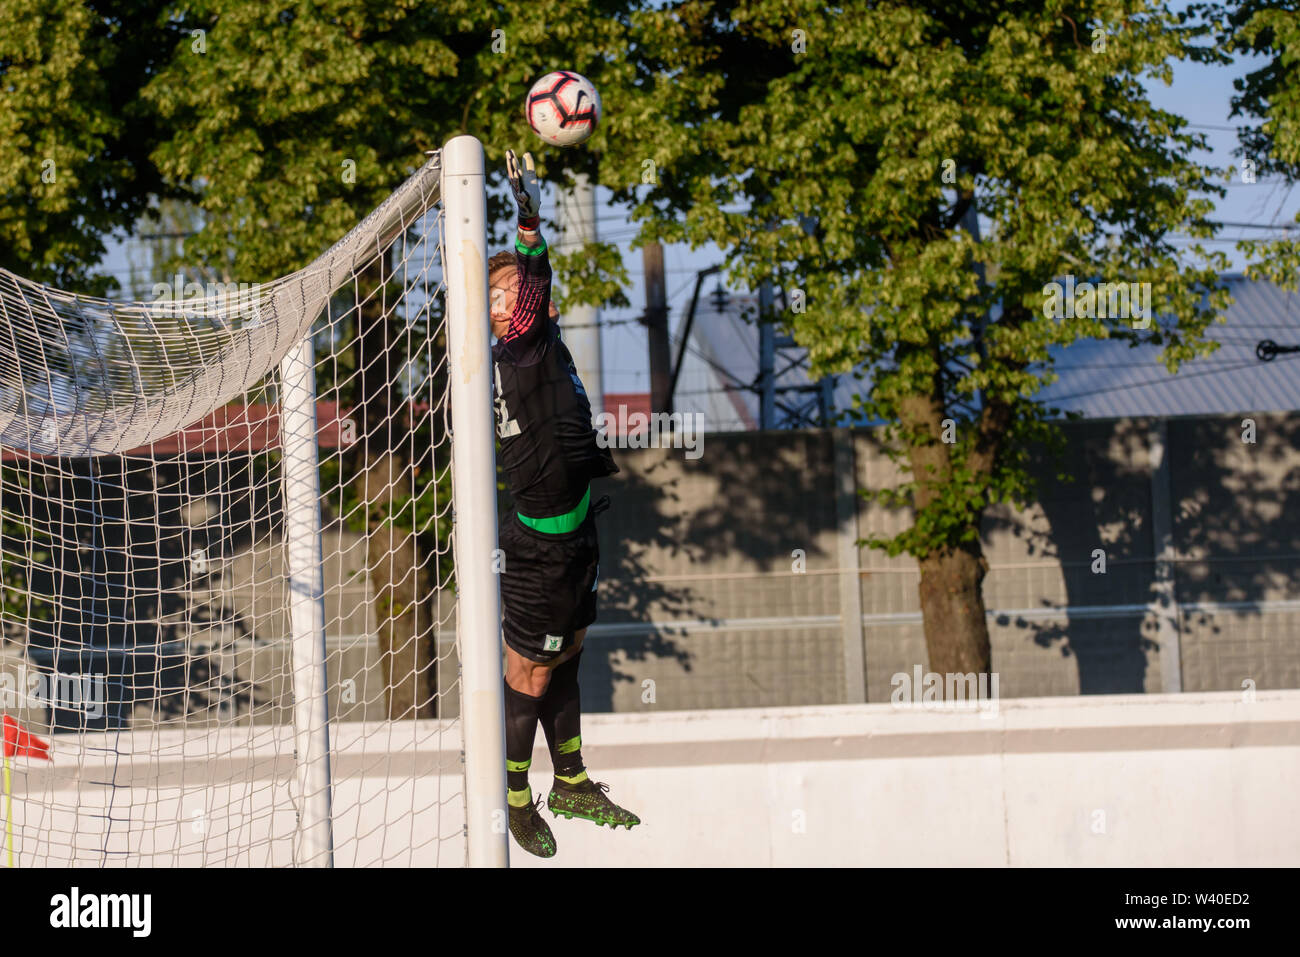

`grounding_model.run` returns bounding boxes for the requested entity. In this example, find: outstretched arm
[501,150,553,346]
